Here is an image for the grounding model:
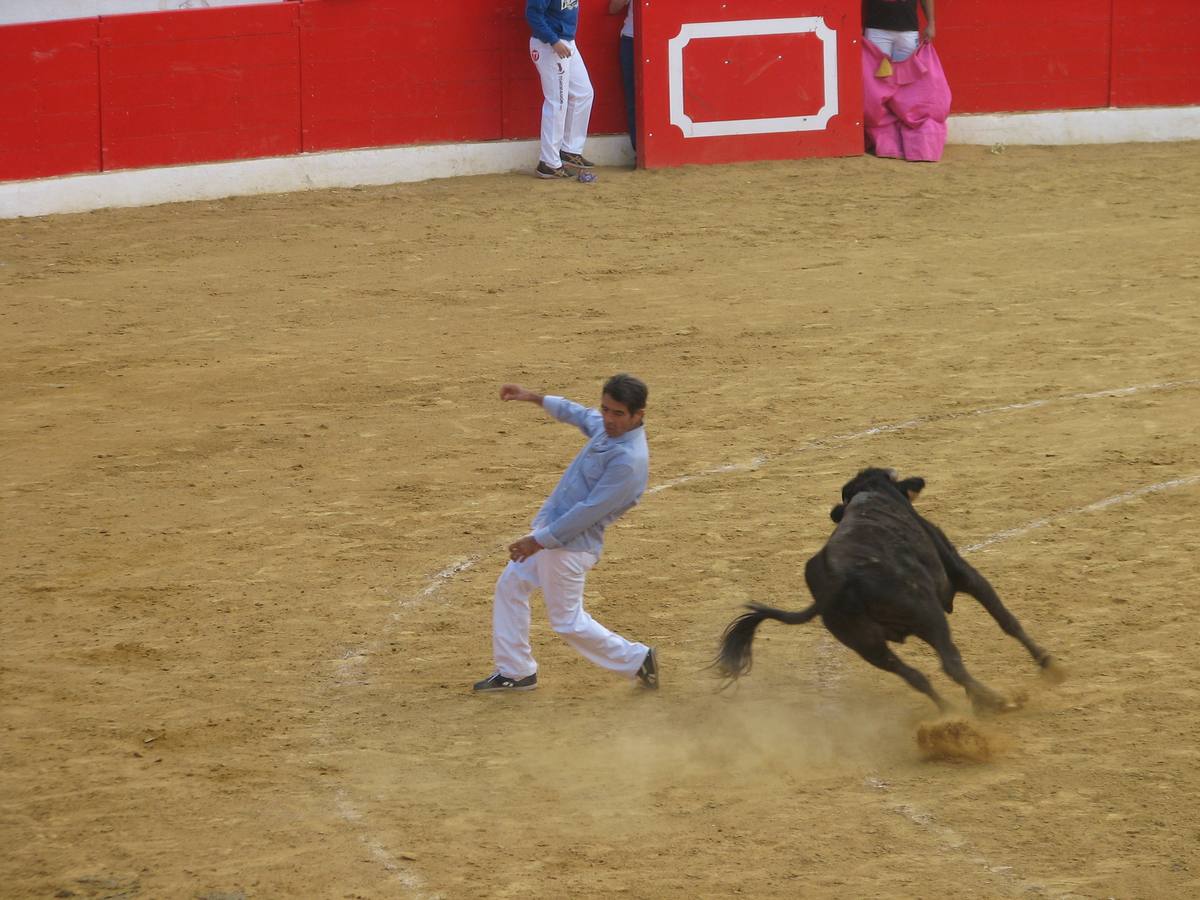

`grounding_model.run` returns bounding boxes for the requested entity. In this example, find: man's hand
[553,40,572,58]
[499,384,545,404]
[508,536,543,562]
[923,22,936,42]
